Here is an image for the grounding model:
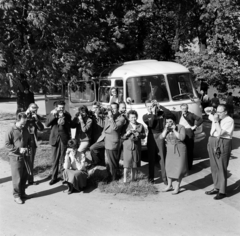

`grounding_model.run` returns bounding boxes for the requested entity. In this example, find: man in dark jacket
[160,103,203,170]
[143,100,169,184]
[5,112,32,204]
[25,103,44,185]
[45,101,72,185]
